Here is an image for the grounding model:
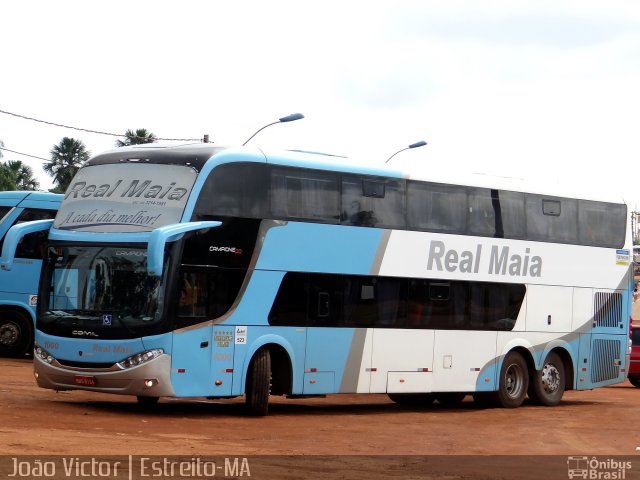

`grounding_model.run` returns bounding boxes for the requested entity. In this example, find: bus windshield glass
[39,246,167,338]
[54,163,198,232]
